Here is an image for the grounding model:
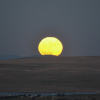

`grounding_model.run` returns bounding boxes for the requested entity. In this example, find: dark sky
[0,0,100,57]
